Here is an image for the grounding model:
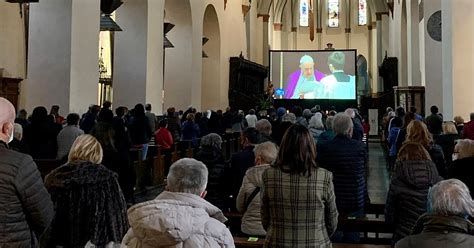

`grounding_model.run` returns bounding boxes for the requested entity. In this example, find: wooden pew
[234,237,391,248]
[34,159,64,179]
